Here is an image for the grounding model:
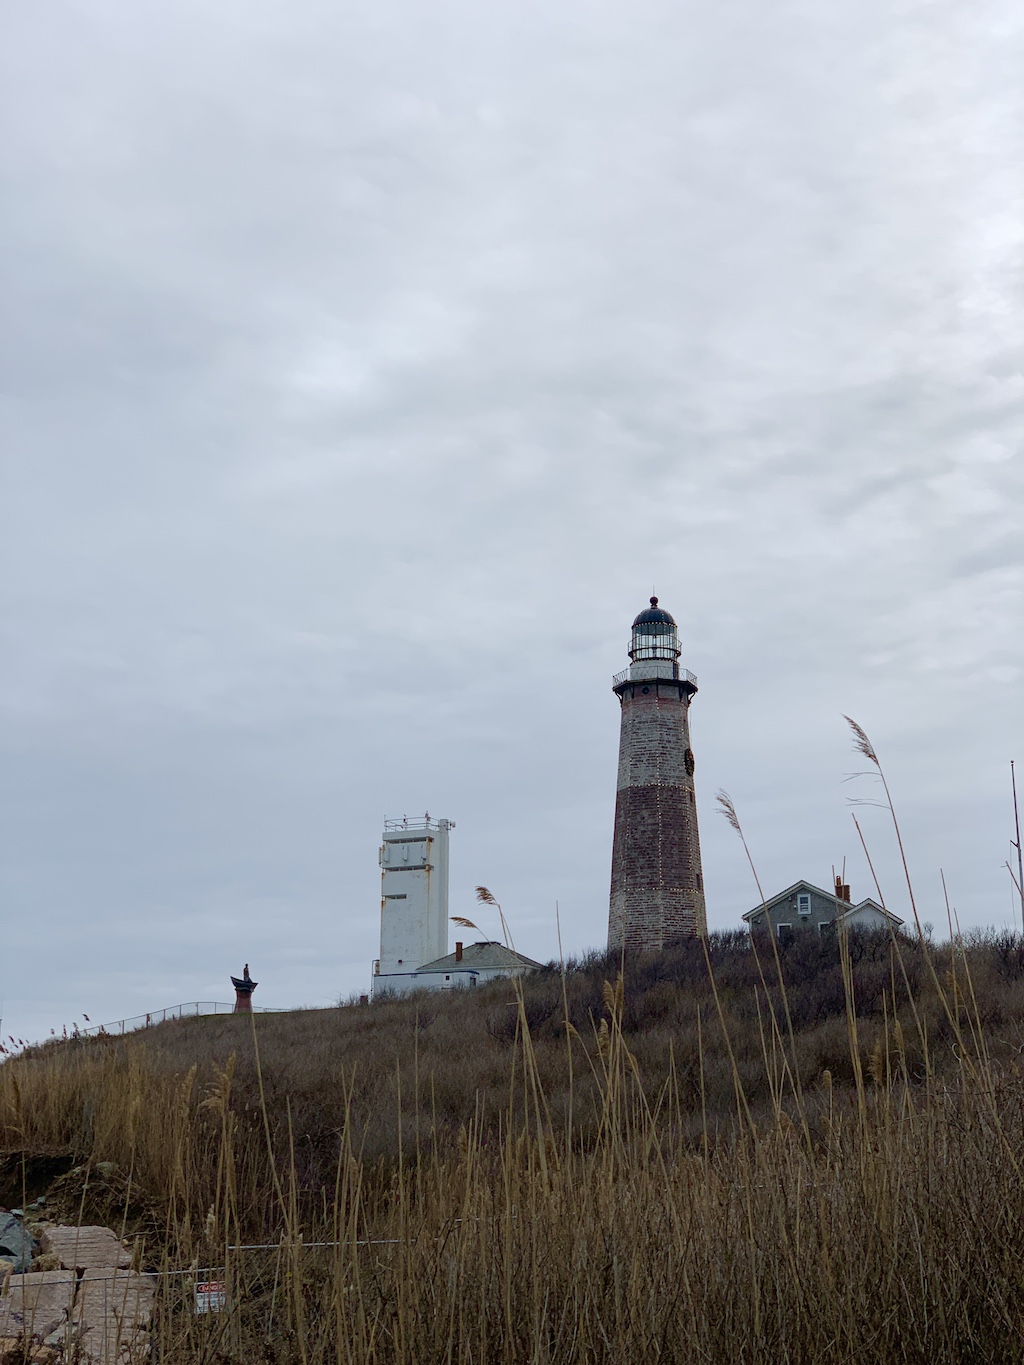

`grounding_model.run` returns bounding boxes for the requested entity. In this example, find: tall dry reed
[3,925,1024,1363]
[4,720,1024,1361]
